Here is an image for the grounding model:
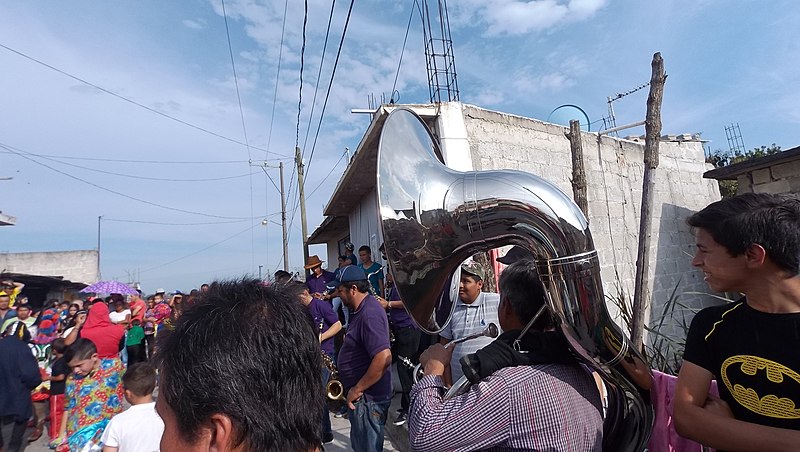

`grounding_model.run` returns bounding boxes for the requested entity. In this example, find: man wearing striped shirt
[439,262,501,385]
[409,260,603,451]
